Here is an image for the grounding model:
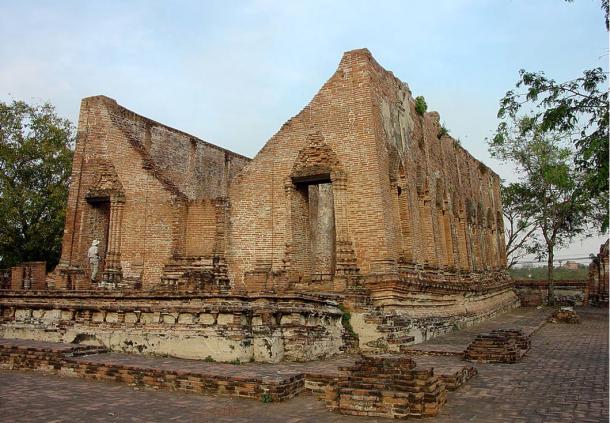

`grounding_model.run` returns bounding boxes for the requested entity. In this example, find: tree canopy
[496,67,609,231]
[0,100,74,270]
[501,182,539,268]
[490,114,595,300]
